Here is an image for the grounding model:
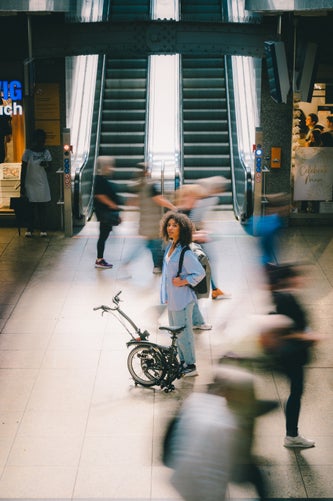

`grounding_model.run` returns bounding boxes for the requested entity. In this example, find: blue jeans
[146,238,164,268]
[123,237,163,268]
[192,302,205,326]
[168,302,196,366]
